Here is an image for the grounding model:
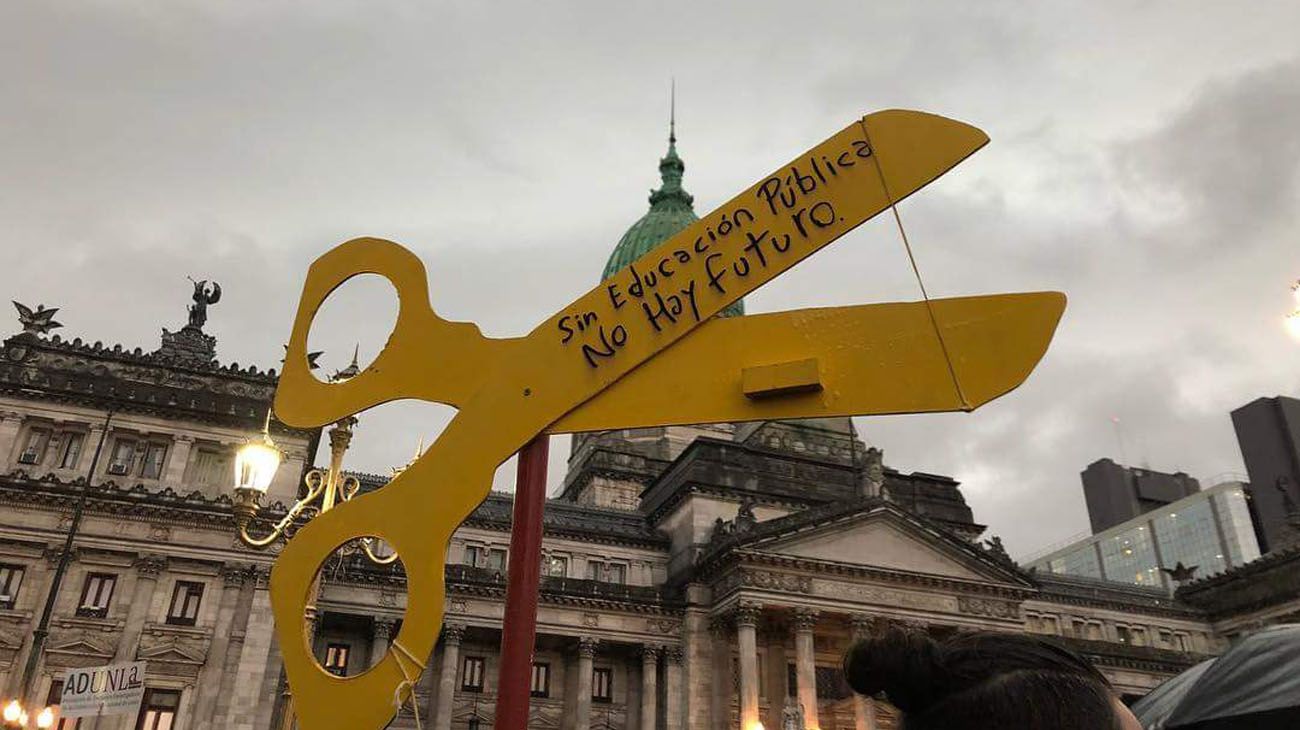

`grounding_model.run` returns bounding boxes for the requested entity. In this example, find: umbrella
[1132,624,1300,729]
